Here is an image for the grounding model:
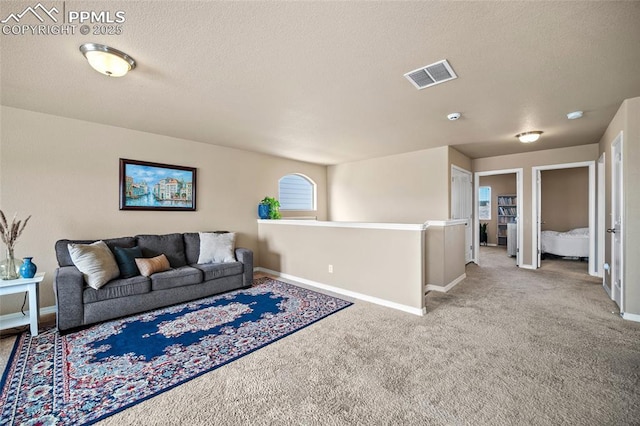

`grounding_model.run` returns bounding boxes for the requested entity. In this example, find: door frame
[473,168,523,267]
[611,132,624,312]
[598,153,606,283]
[531,161,596,275]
